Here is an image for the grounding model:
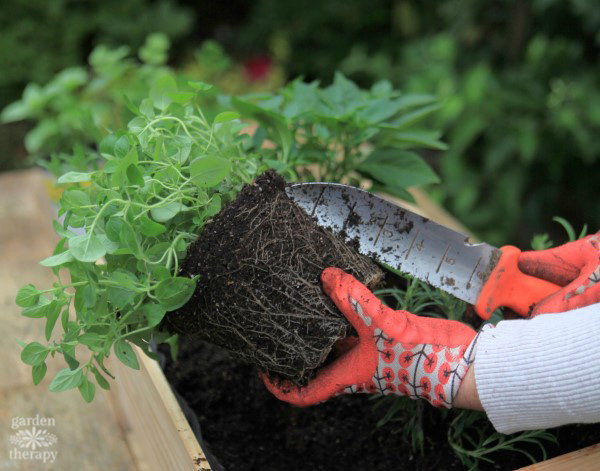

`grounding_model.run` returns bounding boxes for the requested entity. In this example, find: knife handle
[474,245,561,319]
